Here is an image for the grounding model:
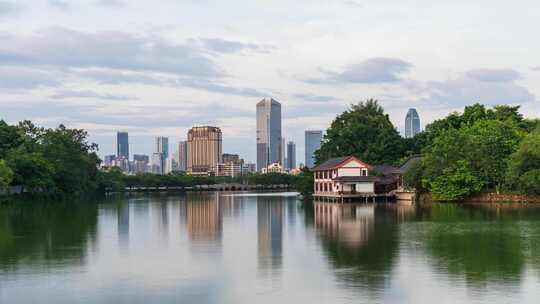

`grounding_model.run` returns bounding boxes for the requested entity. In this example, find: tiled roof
[396,155,422,174]
[312,156,351,171]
